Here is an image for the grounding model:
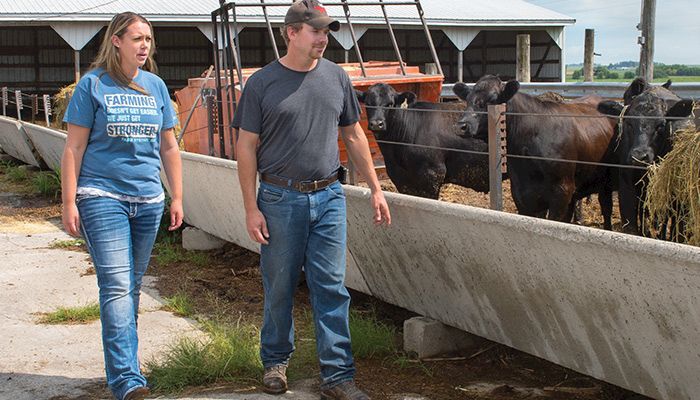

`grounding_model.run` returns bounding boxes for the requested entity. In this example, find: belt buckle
[312,180,320,192]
